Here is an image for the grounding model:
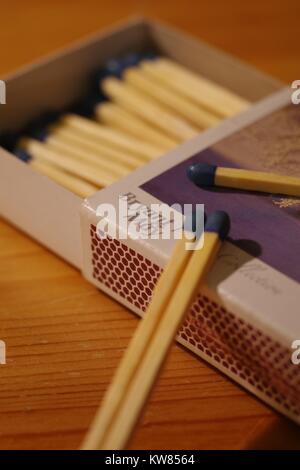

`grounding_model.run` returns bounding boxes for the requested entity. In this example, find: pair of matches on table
[82,210,230,450]
[1,53,250,198]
